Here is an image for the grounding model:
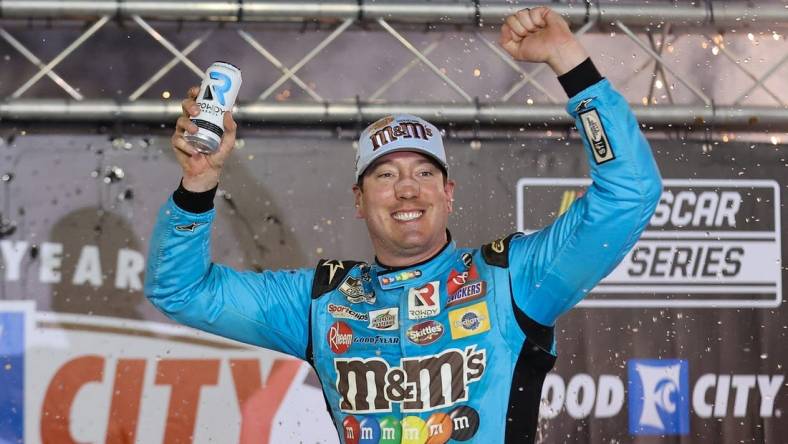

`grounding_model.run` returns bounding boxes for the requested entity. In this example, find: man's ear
[445,179,456,213]
[352,183,364,219]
